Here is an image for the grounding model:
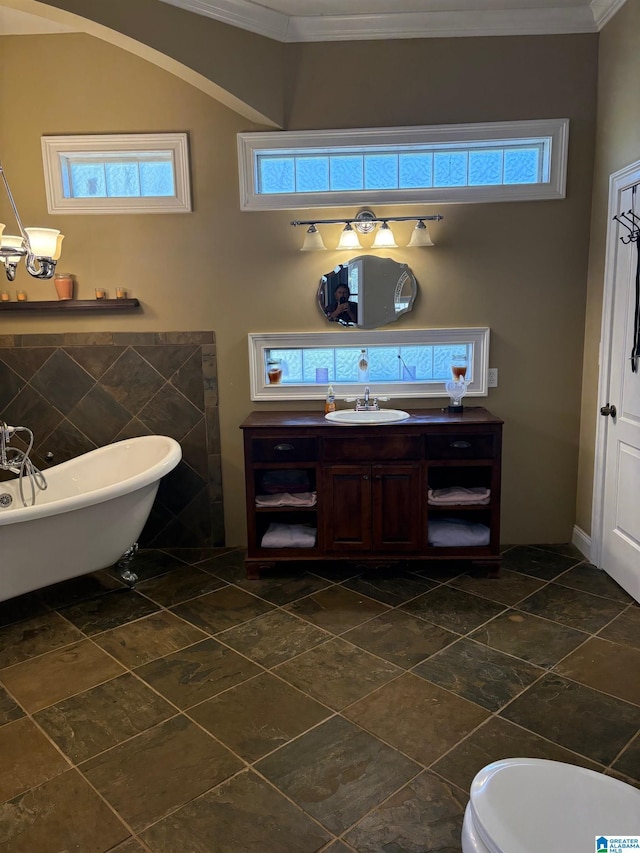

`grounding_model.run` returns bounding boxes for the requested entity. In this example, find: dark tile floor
[0,544,638,852]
